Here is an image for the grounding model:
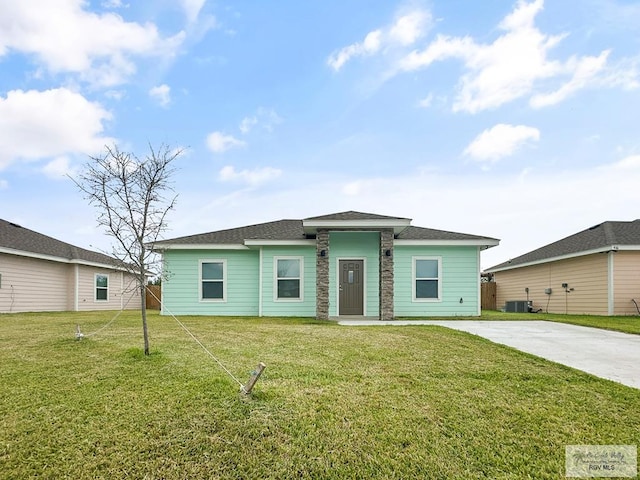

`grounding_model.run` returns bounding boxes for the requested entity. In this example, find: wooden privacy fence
[481,282,497,311]
[146,285,161,310]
